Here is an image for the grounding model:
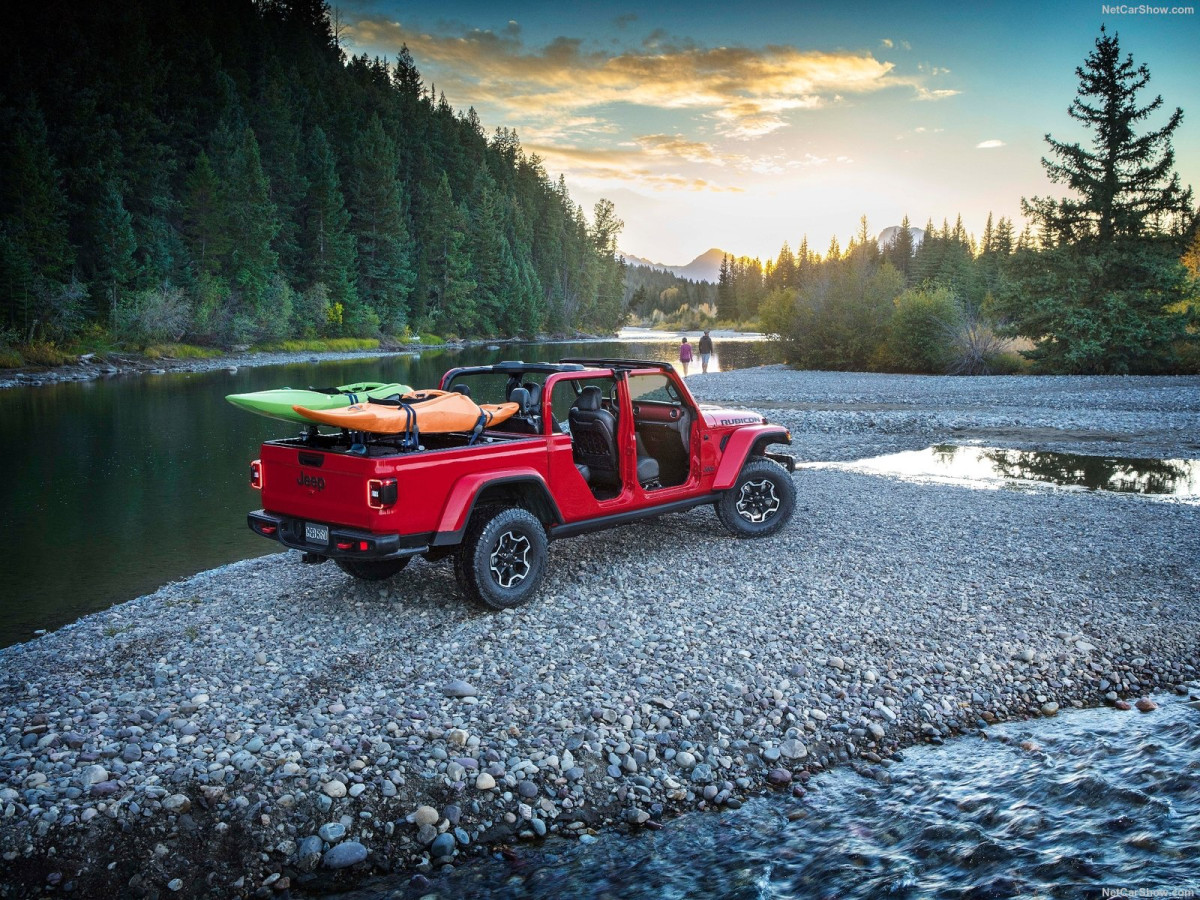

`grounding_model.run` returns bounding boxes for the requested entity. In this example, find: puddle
[806,445,1200,501]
